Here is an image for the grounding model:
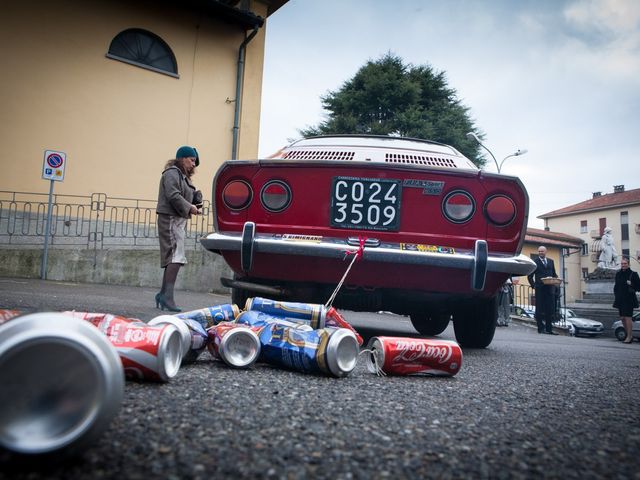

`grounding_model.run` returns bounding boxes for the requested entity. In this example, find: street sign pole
[40,149,67,280]
[41,179,55,279]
